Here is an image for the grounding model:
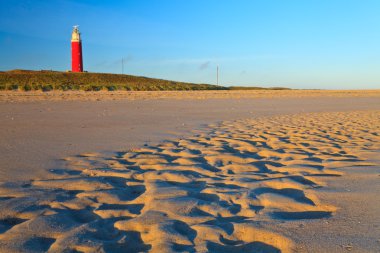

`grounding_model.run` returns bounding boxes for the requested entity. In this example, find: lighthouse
[71,26,83,72]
